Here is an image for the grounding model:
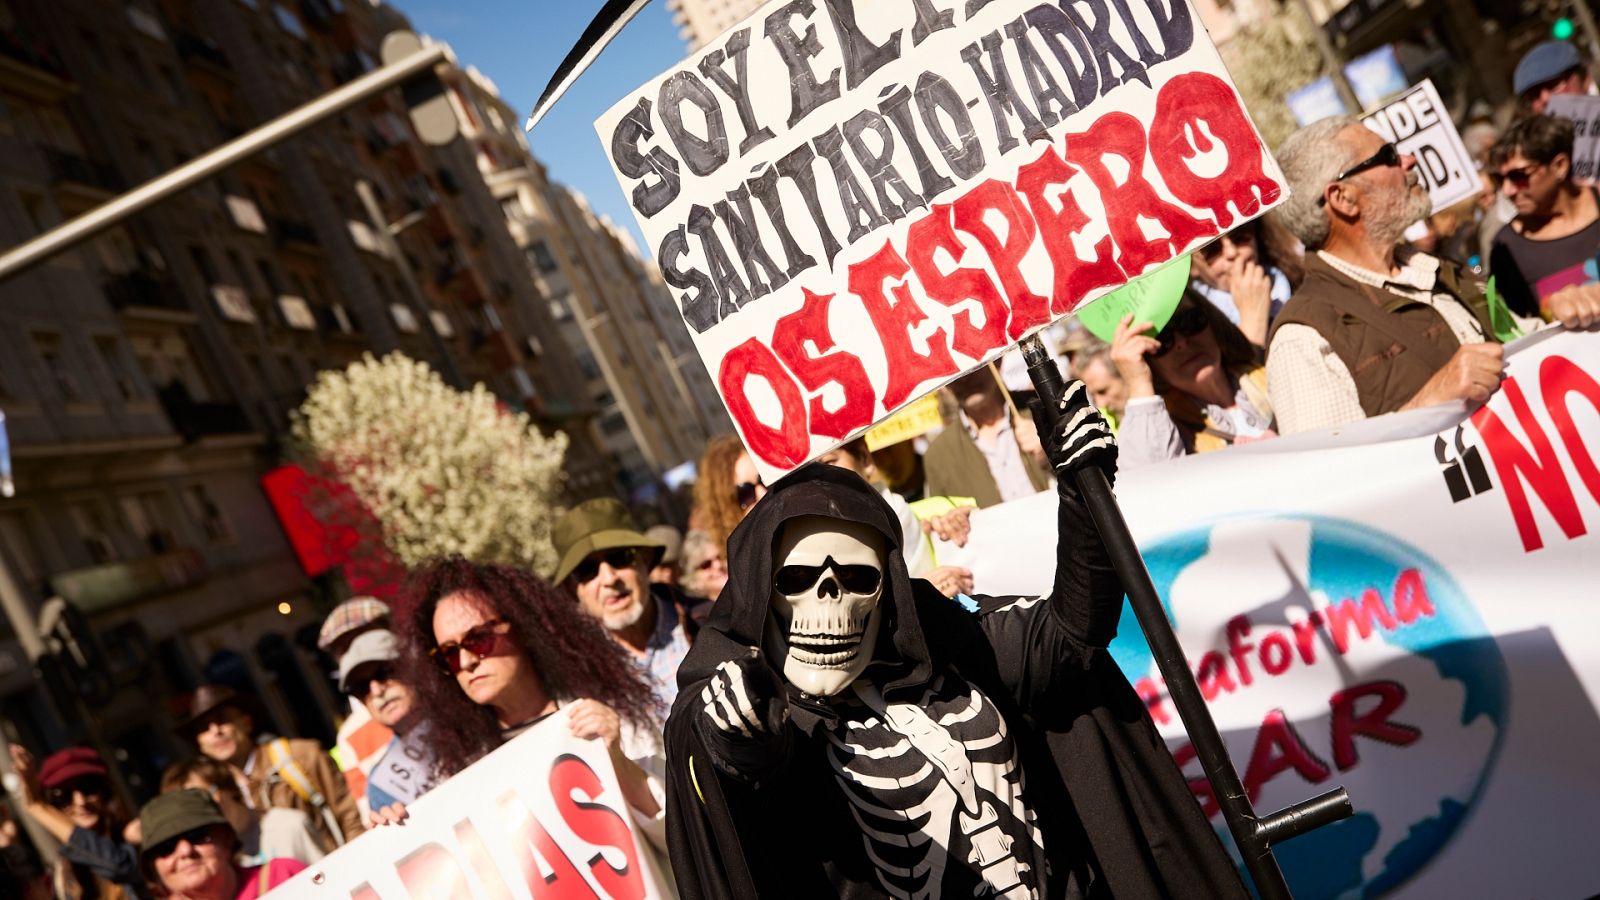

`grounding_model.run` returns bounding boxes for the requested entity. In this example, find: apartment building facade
[466,70,728,507]
[0,0,612,796]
